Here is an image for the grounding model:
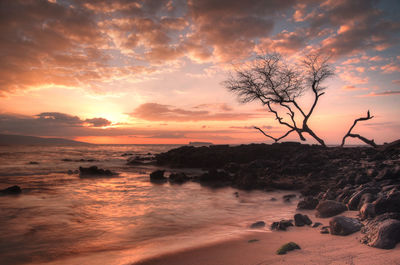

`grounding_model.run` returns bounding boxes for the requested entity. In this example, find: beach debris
[283,194,296,202]
[271,220,293,231]
[276,242,301,255]
[169,172,190,184]
[294,214,312,226]
[79,166,116,177]
[329,216,362,236]
[250,221,266,229]
[150,170,167,183]
[0,185,22,195]
[297,196,319,210]
[315,200,347,218]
